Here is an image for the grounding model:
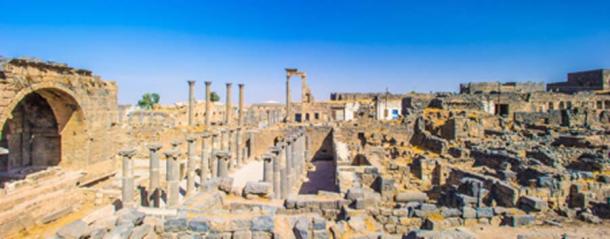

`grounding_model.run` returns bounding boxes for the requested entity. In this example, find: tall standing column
[188,80,196,126]
[225,82,233,125]
[235,128,242,167]
[266,110,271,126]
[262,153,273,183]
[271,145,283,199]
[119,149,136,207]
[227,128,235,169]
[210,132,219,178]
[147,144,162,207]
[282,139,292,198]
[186,135,197,195]
[216,151,230,177]
[170,140,183,179]
[238,83,245,126]
[200,132,211,188]
[286,75,291,123]
[205,81,212,127]
[164,150,180,208]
[287,136,295,192]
